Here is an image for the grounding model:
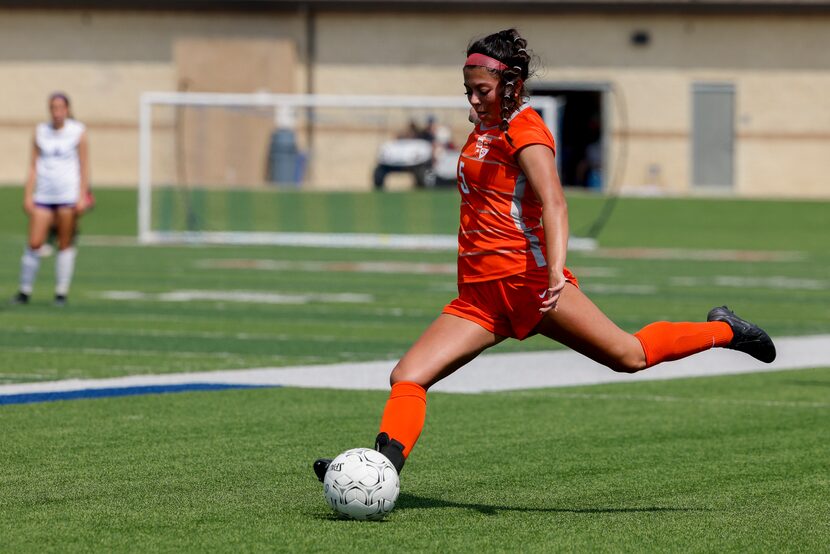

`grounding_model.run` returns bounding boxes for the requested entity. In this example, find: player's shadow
[398,492,706,516]
[786,380,830,388]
